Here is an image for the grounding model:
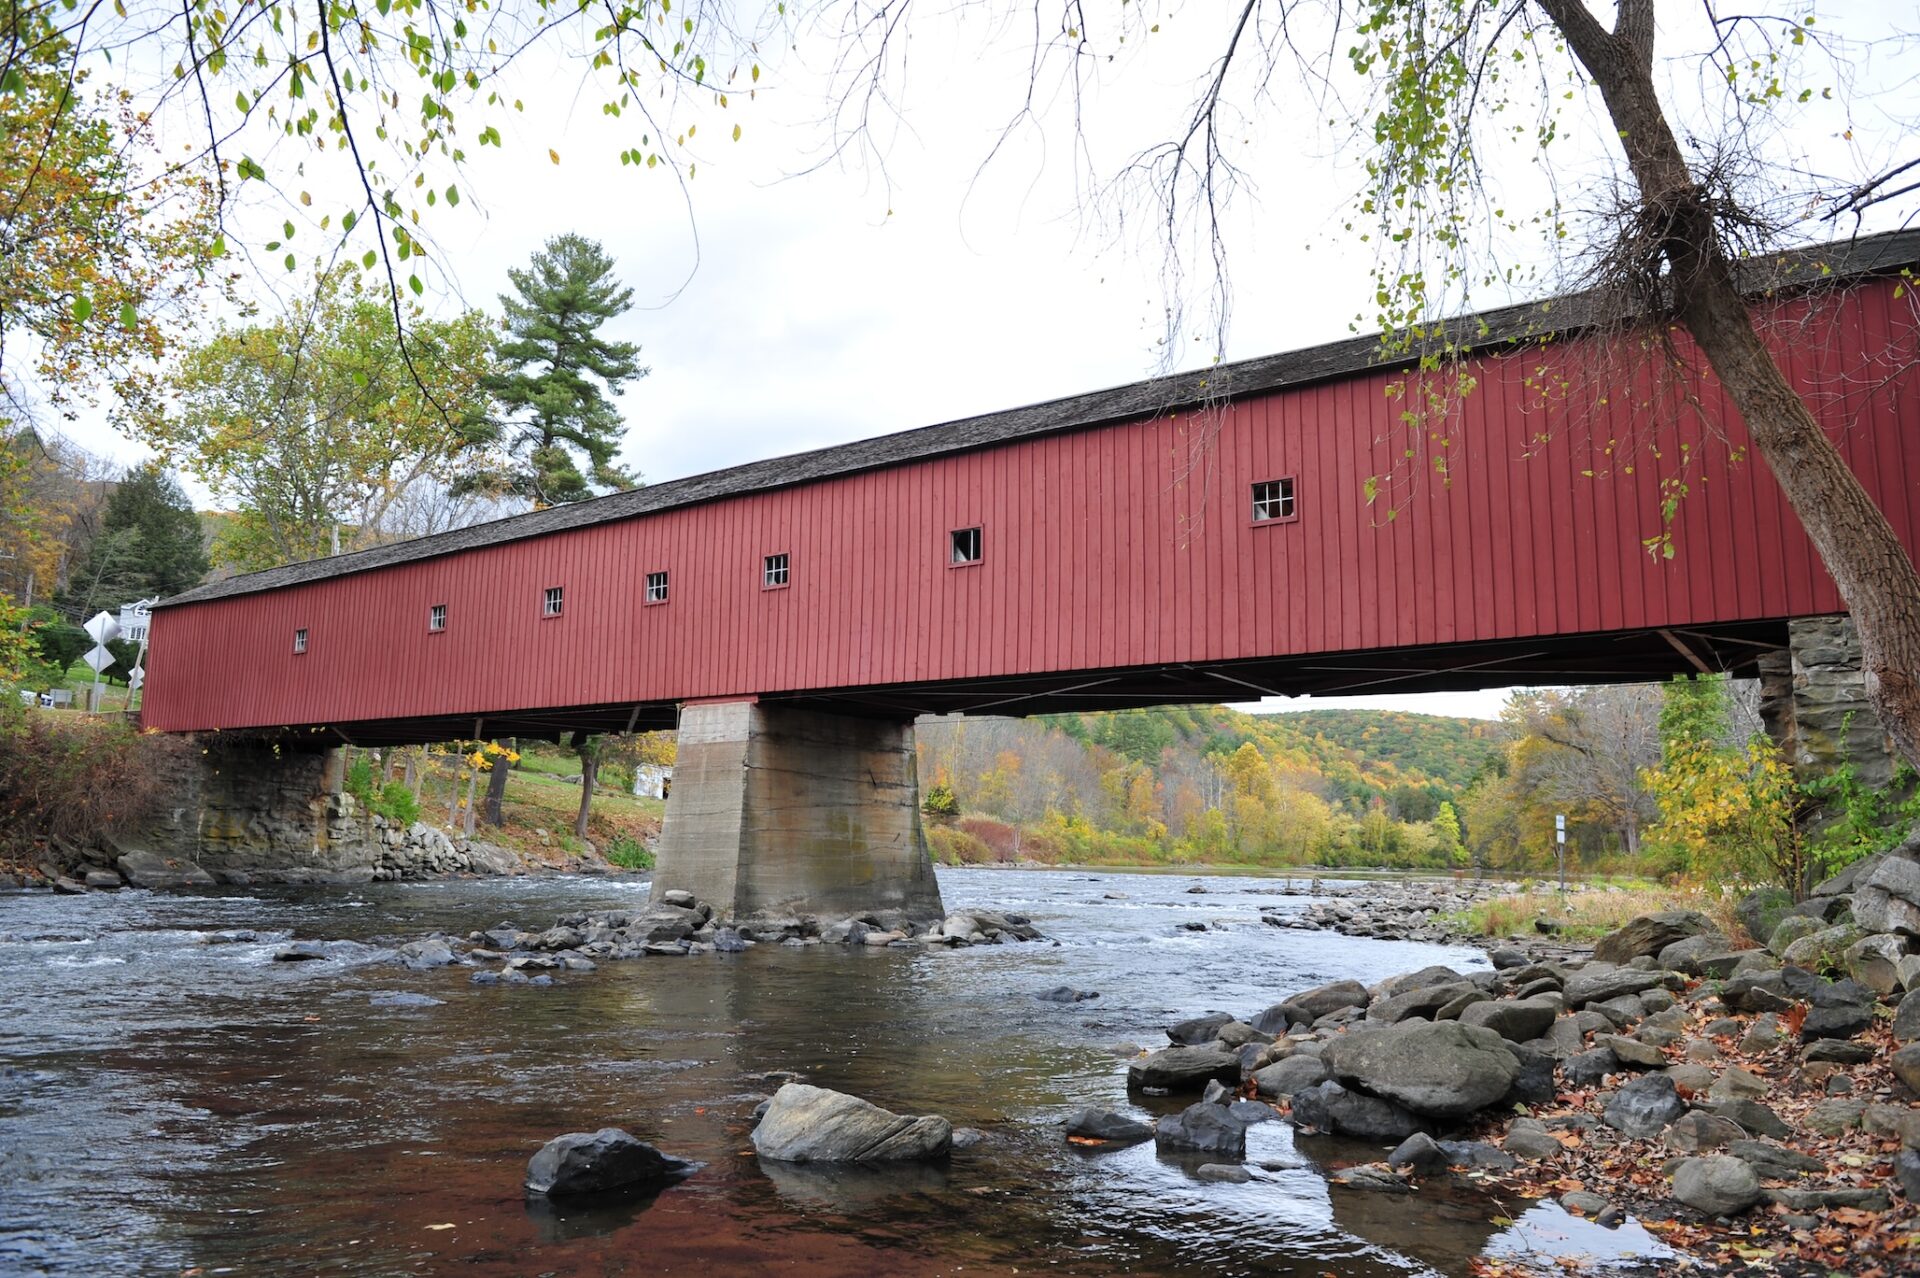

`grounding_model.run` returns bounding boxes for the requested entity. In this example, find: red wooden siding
[143,278,1920,733]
